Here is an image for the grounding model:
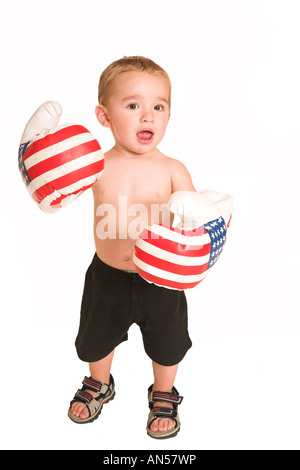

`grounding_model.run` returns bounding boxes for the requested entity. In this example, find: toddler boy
[68,56,196,439]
